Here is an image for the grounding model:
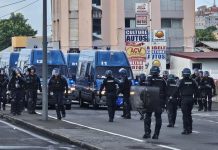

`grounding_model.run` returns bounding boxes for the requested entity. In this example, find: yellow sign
[126,46,146,58]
